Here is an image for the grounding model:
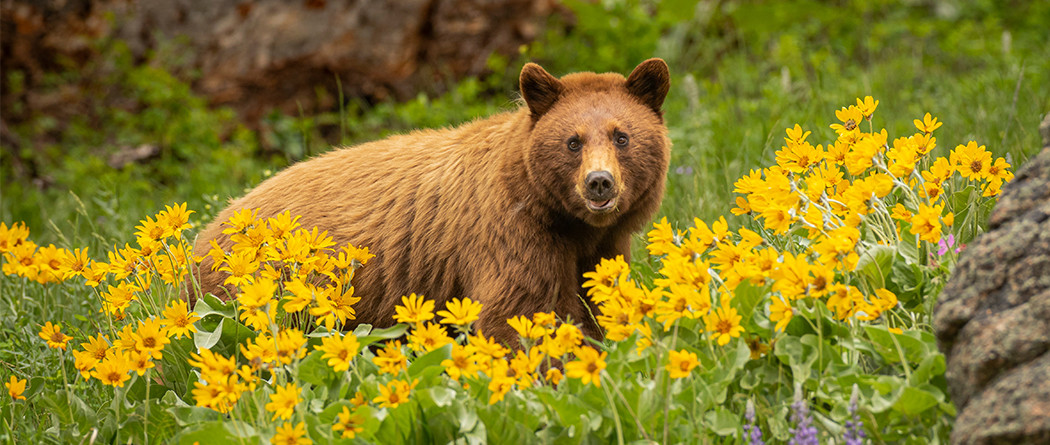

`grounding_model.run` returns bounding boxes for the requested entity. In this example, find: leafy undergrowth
[1,101,1012,443]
